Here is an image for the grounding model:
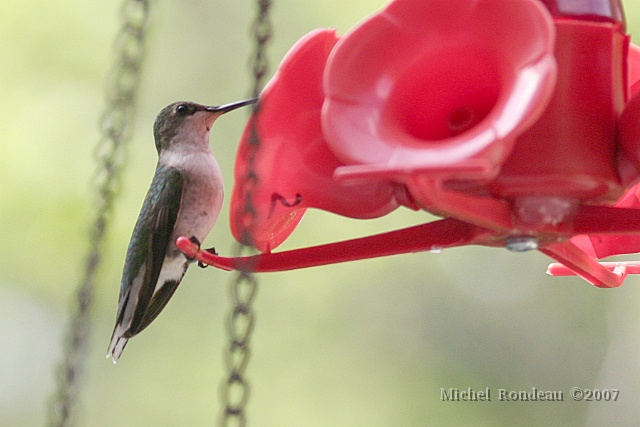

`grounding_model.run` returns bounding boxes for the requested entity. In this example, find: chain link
[219,1,272,426]
[47,1,150,426]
